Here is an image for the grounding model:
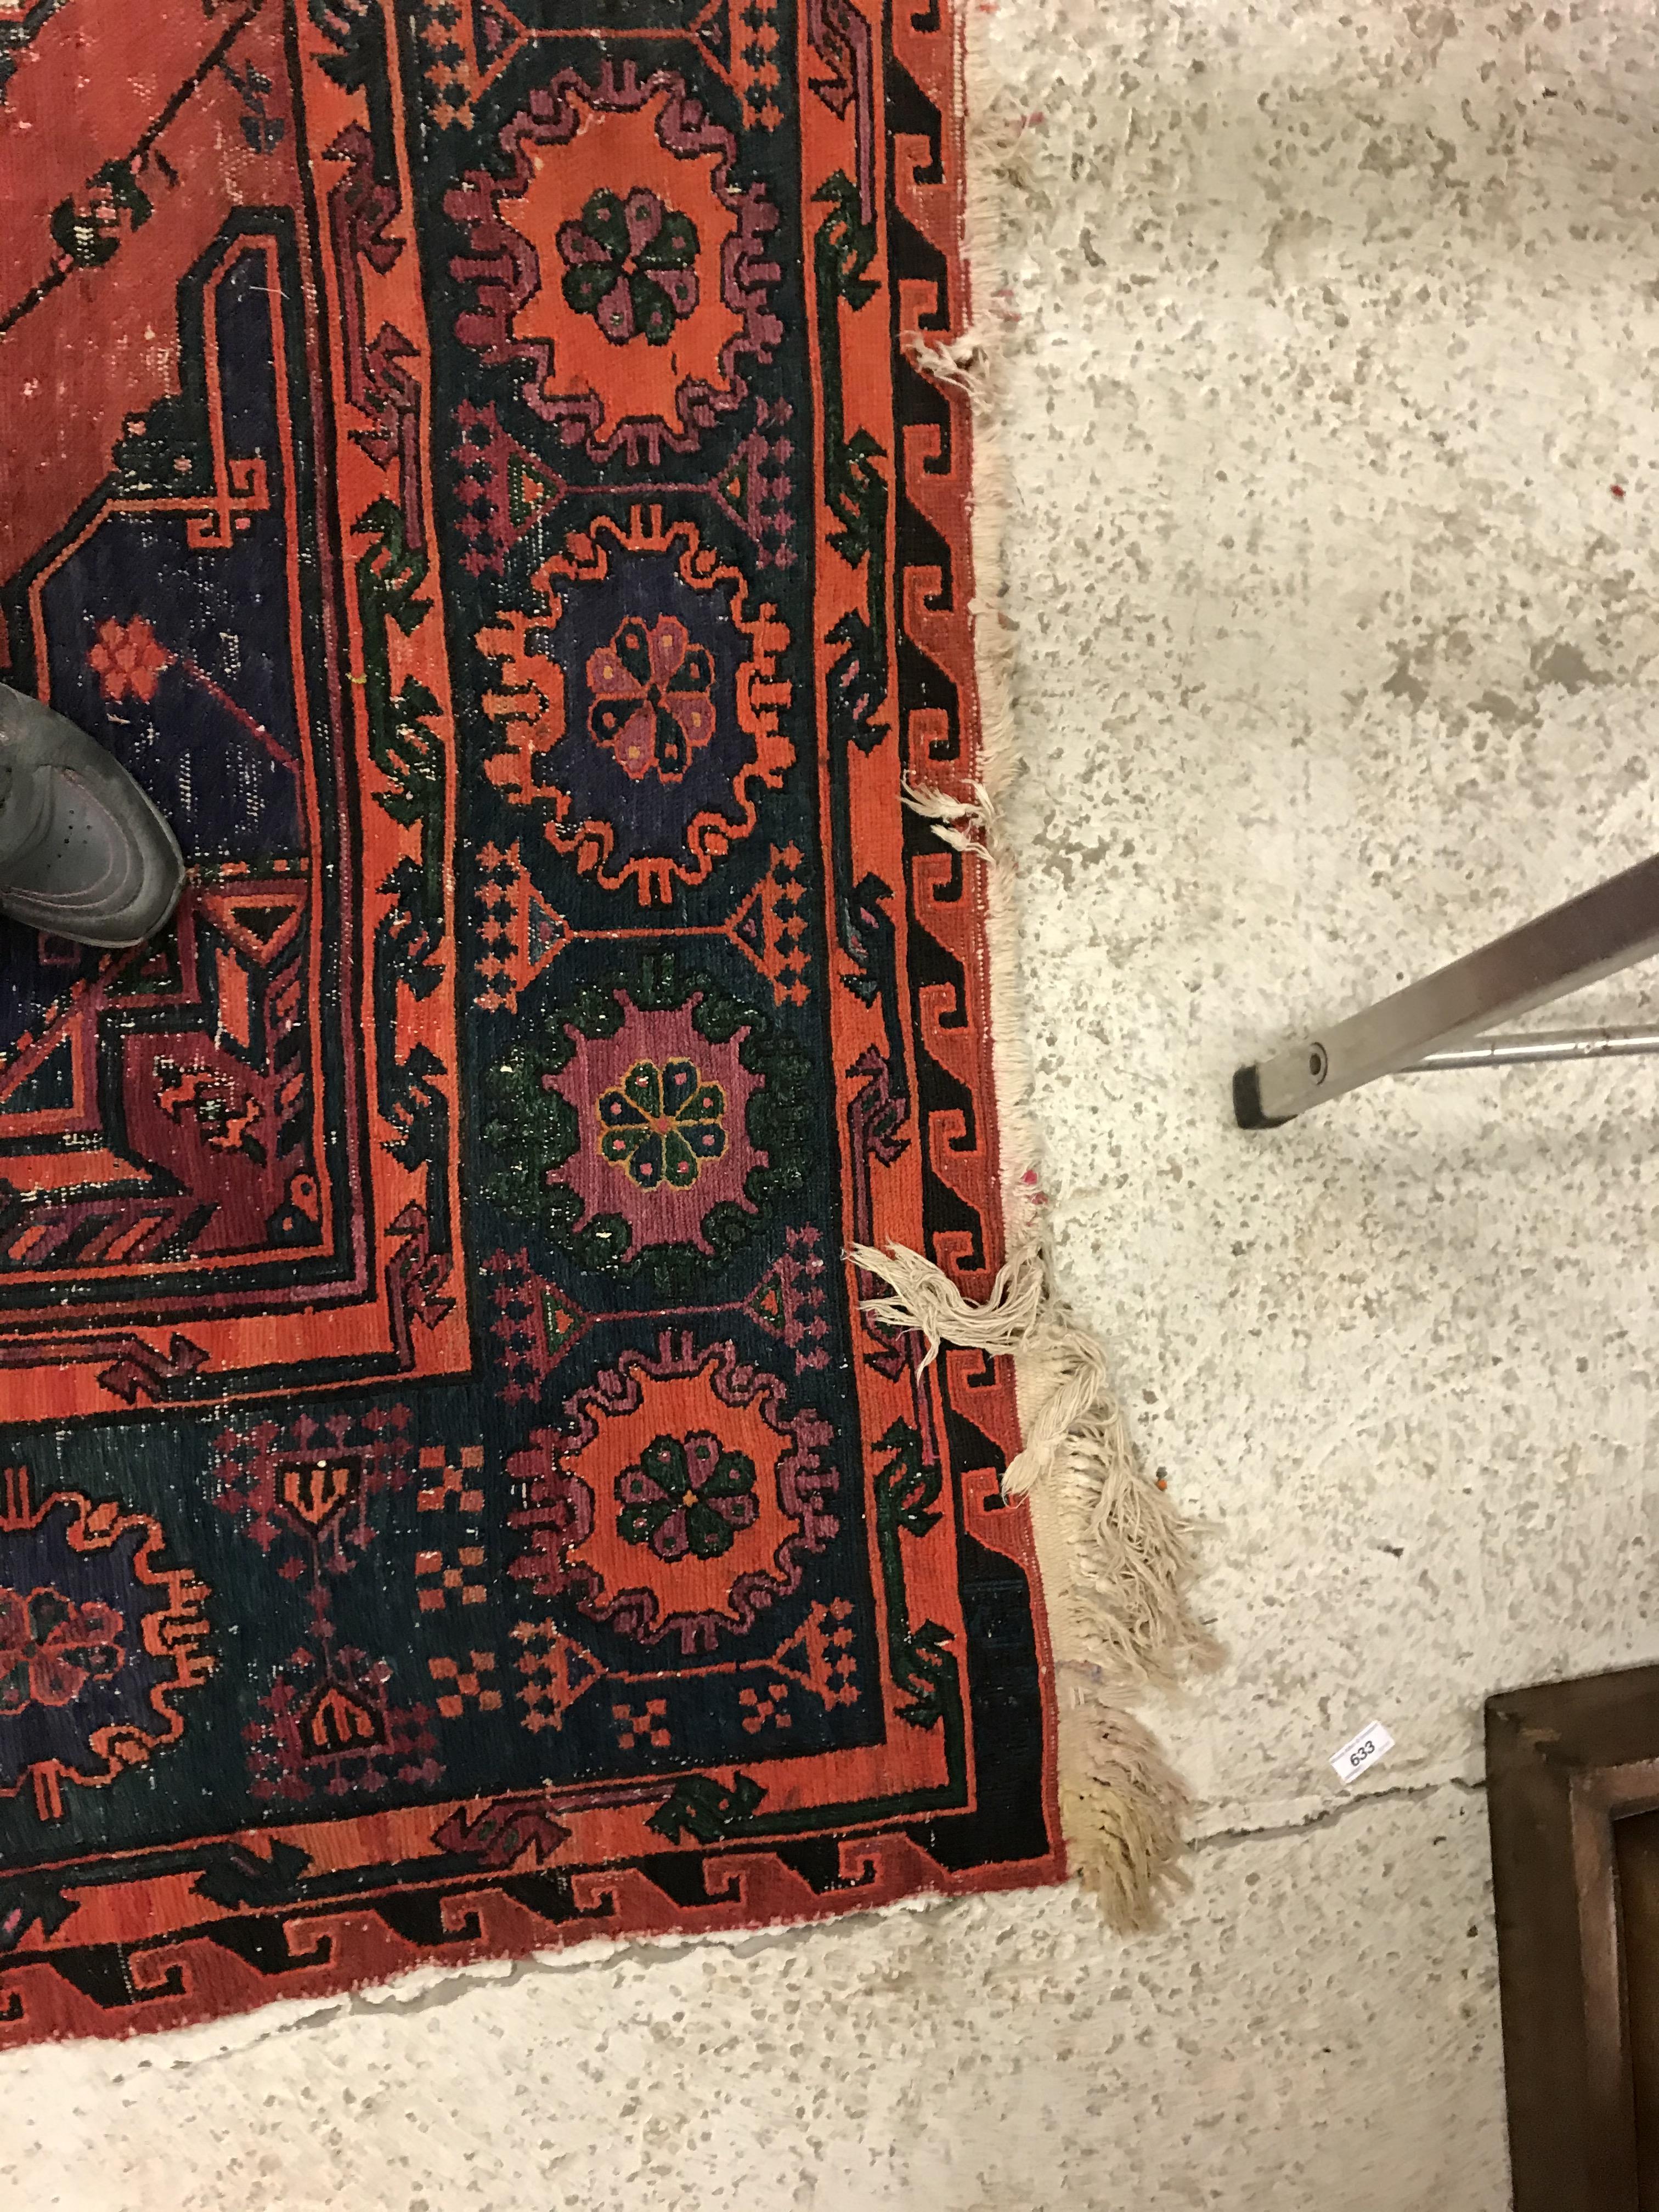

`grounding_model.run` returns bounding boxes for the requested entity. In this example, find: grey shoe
[0,683,185,947]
